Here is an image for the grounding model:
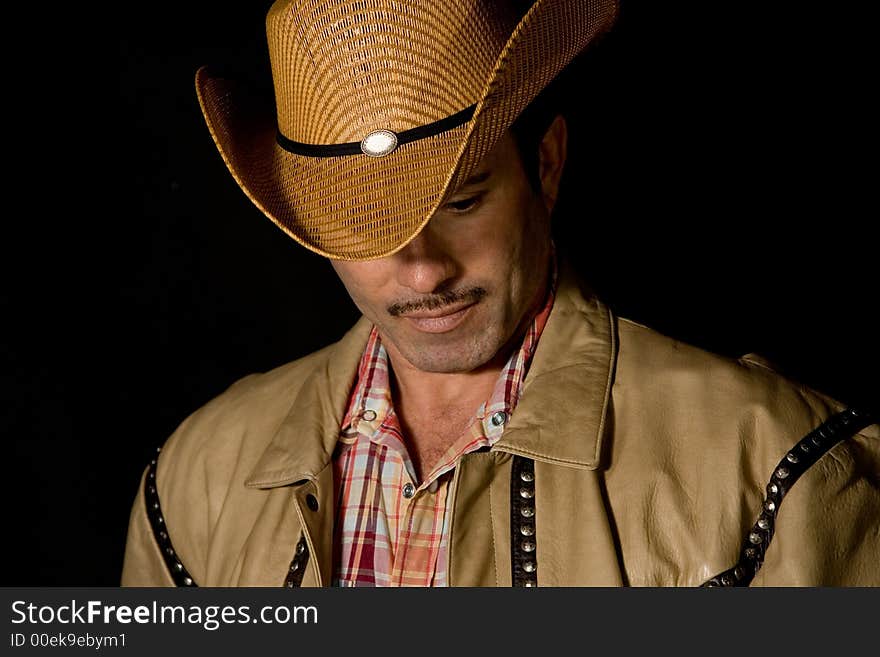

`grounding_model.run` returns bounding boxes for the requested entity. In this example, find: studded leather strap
[144,448,197,587]
[702,407,876,587]
[510,456,538,587]
[145,446,311,588]
[284,536,310,587]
